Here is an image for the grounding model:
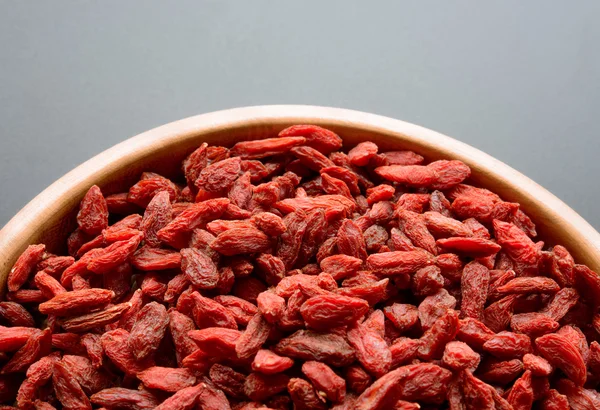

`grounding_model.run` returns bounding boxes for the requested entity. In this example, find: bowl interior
[1,106,599,292]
